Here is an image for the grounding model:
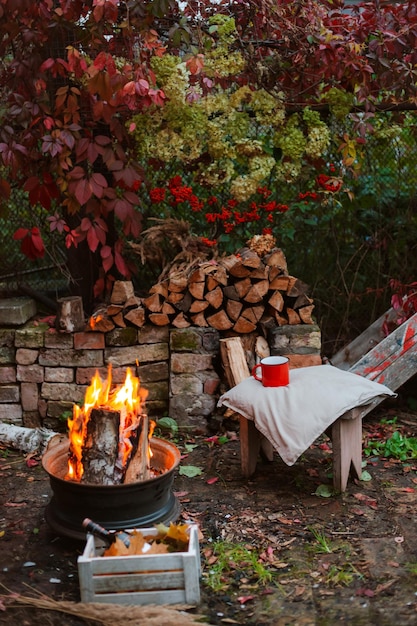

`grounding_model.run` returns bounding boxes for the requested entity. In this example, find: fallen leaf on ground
[351,507,366,516]
[237,595,255,604]
[179,465,203,477]
[353,493,378,509]
[356,587,375,597]
[375,579,396,594]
